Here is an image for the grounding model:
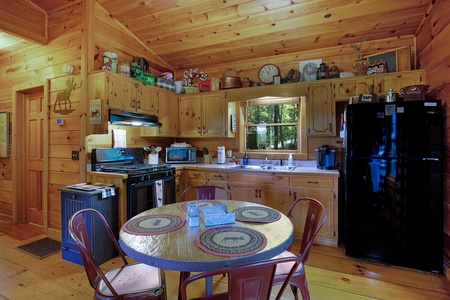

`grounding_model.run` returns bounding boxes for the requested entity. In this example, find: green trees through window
[243,97,299,151]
